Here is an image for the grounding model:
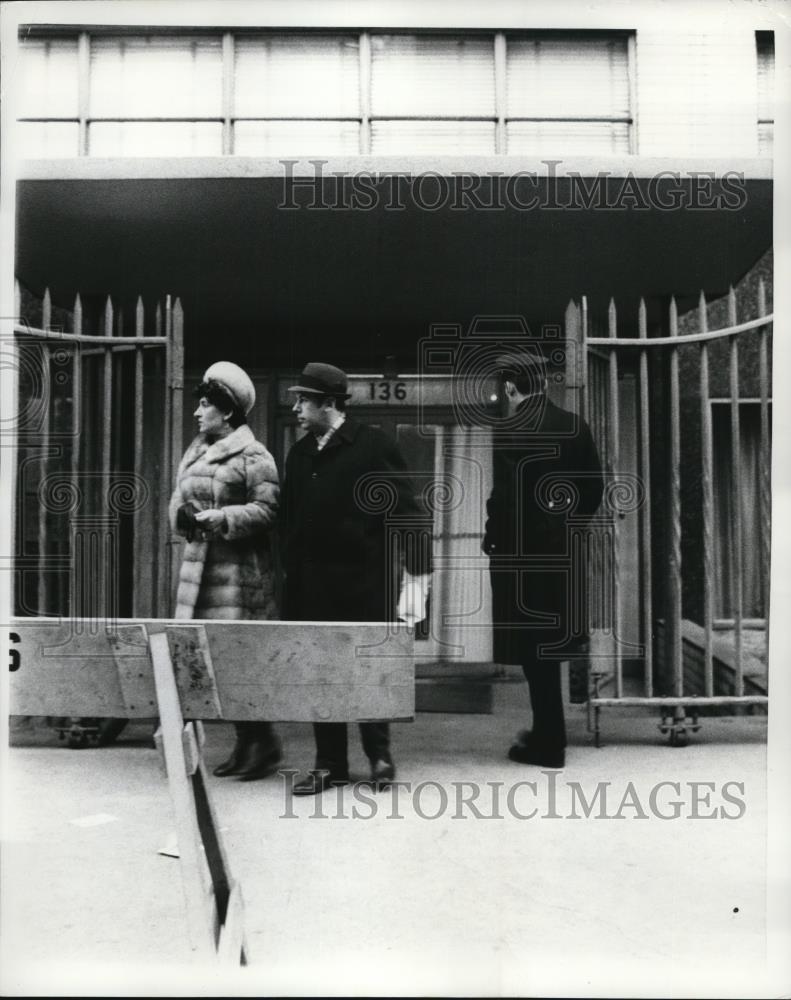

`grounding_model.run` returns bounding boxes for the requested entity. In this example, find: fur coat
[169,424,279,620]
